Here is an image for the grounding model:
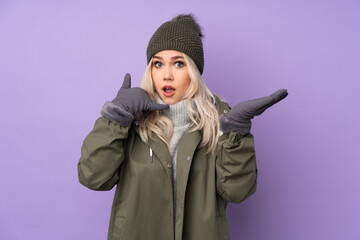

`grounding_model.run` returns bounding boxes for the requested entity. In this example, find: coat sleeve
[215,131,257,203]
[77,117,131,191]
